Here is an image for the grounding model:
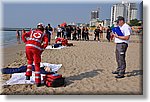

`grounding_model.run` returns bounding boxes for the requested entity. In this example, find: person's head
[22,29,26,33]
[37,23,44,32]
[116,16,125,26]
[48,24,50,26]
[58,25,60,27]
[97,26,100,29]
[108,26,110,29]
